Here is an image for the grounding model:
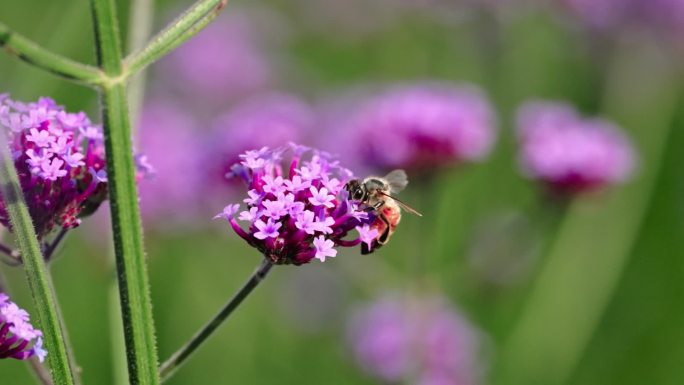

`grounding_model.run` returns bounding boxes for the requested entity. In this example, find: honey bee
[345,169,422,254]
